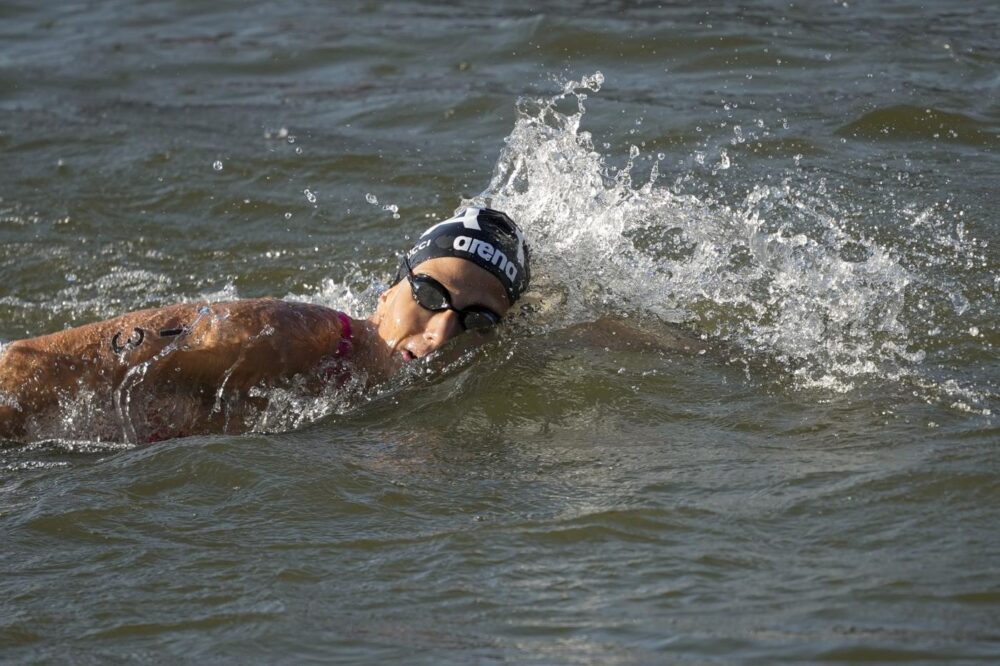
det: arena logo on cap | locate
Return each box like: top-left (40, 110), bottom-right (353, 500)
top-left (453, 235), bottom-right (518, 281)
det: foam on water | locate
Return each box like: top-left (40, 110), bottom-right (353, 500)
top-left (463, 72), bottom-right (994, 413)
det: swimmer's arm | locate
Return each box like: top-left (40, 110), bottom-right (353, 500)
top-left (0, 300), bottom-right (346, 436)
top-left (0, 303), bottom-right (220, 438)
top-left (2, 302), bottom-right (226, 394)
top-left (0, 314), bottom-right (140, 439)
top-left (146, 299), bottom-right (347, 390)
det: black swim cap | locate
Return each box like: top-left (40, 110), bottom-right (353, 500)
top-left (399, 208), bottom-right (531, 303)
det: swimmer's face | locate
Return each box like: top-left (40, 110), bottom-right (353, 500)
top-left (373, 256), bottom-right (511, 366)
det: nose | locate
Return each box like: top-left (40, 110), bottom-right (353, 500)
top-left (421, 309), bottom-right (462, 351)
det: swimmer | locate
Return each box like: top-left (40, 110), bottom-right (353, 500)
top-left (0, 207), bottom-right (530, 443)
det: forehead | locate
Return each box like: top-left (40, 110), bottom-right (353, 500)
top-left (413, 256), bottom-right (510, 314)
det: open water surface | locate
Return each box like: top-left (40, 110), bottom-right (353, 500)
top-left (1, 0), bottom-right (998, 662)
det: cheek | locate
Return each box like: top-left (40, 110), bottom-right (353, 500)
top-left (379, 287), bottom-right (420, 342)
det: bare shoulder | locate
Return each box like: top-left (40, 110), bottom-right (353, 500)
top-left (194, 298), bottom-right (345, 341)
top-left (214, 298), bottom-right (342, 325)
top-left (0, 298), bottom-right (347, 372)
top-left (0, 299), bottom-right (351, 440)
top-left (166, 299), bottom-right (350, 386)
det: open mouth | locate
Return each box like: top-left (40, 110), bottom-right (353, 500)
top-left (400, 350), bottom-right (416, 363)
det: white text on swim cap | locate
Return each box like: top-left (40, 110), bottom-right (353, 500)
top-left (453, 236), bottom-right (518, 282)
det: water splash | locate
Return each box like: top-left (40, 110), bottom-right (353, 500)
top-left (465, 72), bottom-right (993, 410)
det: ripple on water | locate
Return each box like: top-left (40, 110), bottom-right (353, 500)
top-left (836, 105), bottom-right (1000, 147)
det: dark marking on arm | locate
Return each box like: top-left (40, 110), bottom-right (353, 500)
top-left (158, 327), bottom-right (185, 338)
top-left (111, 327), bottom-right (145, 354)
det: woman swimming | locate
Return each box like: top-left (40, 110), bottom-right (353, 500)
top-left (0, 208), bottom-right (530, 443)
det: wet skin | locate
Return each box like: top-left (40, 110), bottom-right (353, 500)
top-left (0, 257), bottom-right (510, 441)
top-left (370, 256), bottom-right (510, 370)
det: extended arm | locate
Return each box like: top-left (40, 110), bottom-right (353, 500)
top-left (0, 299), bottom-right (347, 440)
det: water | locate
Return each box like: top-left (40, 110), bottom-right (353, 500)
top-left (2, 0), bottom-right (998, 662)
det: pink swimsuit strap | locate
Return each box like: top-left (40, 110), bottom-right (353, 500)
top-left (335, 311), bottom-right (352, 358)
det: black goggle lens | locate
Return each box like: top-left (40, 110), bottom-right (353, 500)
top-left (459, 309), bottom-right (499, 331)
top-left (411, 279), bottom-right (450, 311)
top-left (407, 273), bottom-right (501, 331)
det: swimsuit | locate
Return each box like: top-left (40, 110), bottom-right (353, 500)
top-left (335, 311), bottom-right (352, 358)
top-left (322, 311), bottom-right (354, 389)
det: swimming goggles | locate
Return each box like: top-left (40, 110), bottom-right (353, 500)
top-left (399, 256), bottom-right (502, 331)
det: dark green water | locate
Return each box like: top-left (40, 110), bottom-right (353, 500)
top-left (1, 1), bottom-right (998, 662)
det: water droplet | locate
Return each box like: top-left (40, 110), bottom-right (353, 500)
top-left (304, 188), bottom-right (317, 204)
top-left (581, 71), bottom-right (604, 91)
top-left (212, 160), bottom-right (223, 171)
top-left (284, 212), bottom-right (292, 219)
top-left (365, 193), bottom-right (378, 205)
